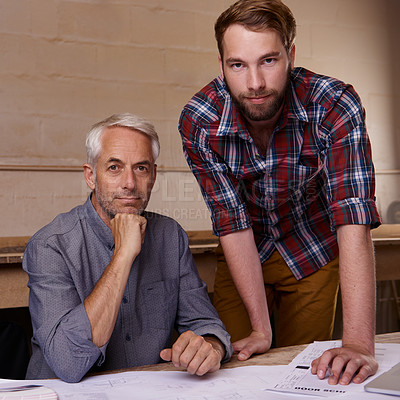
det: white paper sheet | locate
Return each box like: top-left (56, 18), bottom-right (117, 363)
top-left (1, 341), bottom-right (399, 399)
top-left (268, 341), bottom-right (400, 398)
top-left (0, 384), bottom-right (57, 399)
top-left (1, 366), bottom-right (310, 400)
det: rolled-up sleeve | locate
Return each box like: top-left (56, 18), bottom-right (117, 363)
top-left (324, 85), bottom-right (381, 229)
top-left (23, 239), bottom-right (106, 383)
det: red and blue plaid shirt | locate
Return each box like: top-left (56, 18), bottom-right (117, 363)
top-left (179, 67), bottom-right (381, 279)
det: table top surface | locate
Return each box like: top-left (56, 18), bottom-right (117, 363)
top-left (108, 332), bottom-right (400, 374)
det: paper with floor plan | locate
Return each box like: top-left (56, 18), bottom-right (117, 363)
top-left (1, 341), bottom-right (399, 399)
top-left (0, 366), bottom-right (311, 400)
top-left (269, 340), bottom-right (400, 397)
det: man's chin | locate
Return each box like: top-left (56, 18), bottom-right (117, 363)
top-left (114, 198), bottom-right (147, 214)
top-left (118, 206), bottom-right (141, 215)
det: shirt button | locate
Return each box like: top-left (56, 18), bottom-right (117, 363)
top-left (122, 296), bottom-right (128, 304)
top-left (126, 334), bottom-right (131, 341)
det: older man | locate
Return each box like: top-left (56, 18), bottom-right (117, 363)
top-left (23, 113), bottom-right (232, 383)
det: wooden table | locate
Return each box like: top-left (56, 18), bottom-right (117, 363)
top-left (111, 331), bottom-right (400, 373)
top-left (0, 236), bottom-right (30, 309)
top-left (1, 225), bottom-right (399, 309)
top-left (371, 225), bottom-right (400, 281)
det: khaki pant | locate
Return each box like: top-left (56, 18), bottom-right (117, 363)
top-left (213, 246), bottom-right (340, 347)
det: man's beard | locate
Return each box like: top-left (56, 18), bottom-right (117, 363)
top-left (226, 67), bottom-right (292, 122)
top-left (95, 187), bottom-right (149, 220)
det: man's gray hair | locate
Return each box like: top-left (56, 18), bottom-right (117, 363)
top-left (86, 113), bottom-right (160, 168)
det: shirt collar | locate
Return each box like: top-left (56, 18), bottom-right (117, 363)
top-left (215, 76), bottom-right (251, 141)
top-left (286, 78), bottom-right (308, 123)
top-left (83, 194), bottom-right (115, 250)
top-left (215, 70), bottom-right (309, 139)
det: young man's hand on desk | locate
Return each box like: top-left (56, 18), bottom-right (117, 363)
top-left (160, 330), bottom-right (225, 375)
top-left (311, 344), bottom-right (378, 385)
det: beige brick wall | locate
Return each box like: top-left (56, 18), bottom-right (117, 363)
top-left (0, 0), bottom-right (399, 236)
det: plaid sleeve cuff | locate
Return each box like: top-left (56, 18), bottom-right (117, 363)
top-left (211, 203), bottom-right (252, 236)
top-left (330, 197), bottom-right (381, 229)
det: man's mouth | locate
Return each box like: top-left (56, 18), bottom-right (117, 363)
top-left (116, 197), bottom-right (141, 203)
top-left (246, 96), bottom-right (270, 104)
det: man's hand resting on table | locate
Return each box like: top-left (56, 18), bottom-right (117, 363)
top-left (232, 330), bottom-right (272, 361)
top-left (160, 330), bottom-right (225, 375)
top-left (311, 344), bottom-right (378, 385)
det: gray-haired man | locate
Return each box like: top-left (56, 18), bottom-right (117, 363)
top-left (23, 113), bottom-right (232, 383)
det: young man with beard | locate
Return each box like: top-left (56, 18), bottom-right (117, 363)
top-left (179, 0), bottom-right (381, 386)
top-left (23, 113), bottom-right (232, 383)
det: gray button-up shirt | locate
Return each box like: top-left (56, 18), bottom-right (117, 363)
top-left (23, 196), bottom-right (232, 382)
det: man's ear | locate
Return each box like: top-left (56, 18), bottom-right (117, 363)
top-left (290, 44), bottom-right (296, 67)
top-left (218, 55), bottom-right (224, 78)
top-left (151, 164), bottom-right (157, 190)
top-left (83, 163), bottom-right (96, 190)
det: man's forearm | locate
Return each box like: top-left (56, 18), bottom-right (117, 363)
top-left (84, 251), bottom-right (133, 347)
top-left (337, 224), bottom-right (376, 354)
top-left (85, 213), bottom-right (145, 347)
top-left (220, 228), bottom-right (271, 337)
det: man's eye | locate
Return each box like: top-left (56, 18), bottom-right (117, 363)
top-left (109, 165), bottom-right (118, 171)
top-left (137, 166), bottom-right (148, 172)
top-left (231, 63), bottom-right (243, 70)
top-left (263, 58), bottom-right (275, 65)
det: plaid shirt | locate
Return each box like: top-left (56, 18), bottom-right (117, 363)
top-left (179, 67), bottom-right (381, 279)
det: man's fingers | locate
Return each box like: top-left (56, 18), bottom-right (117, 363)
top-left (160, 348), bottom-right (172, 361)
top-left (111, 213), bottom-right (147, 259)
top-left (328, 357), bottom-right (347, 385)
top-left (233, 338), bottom-right (254, 360)
top-left (339, 357), bottom-right (378, 385)
top-left (311, 349), bottom-right (338, 379)
top-left (334, 357), bottom-right (362, 385)
top-left (351, 363), bottom-right (377, 384)
top-left (170, 331), bottom-right (203, 368)
top-left (111, 213), bottom-right (147, 235)
top-left (185, 340), bottom-right (214, 375)
top-left (169, 331), bottom-right (222, 375)
top-left (311, 346), bottom-right (378, 385)
top-left (232, 330), bottom-right (272, 362)
top-left (232, 339), bottom-right (245, 353)
top-left (174, 335), bottom-right (204, 370)
top-left (330, 353), bottom-right (353, 385)
top-left (194, 347), bottom-right (221, 376)
top-left (237, 349), bottom-right (251, 361)
top-left (311, 350), bottom-right (348, 384)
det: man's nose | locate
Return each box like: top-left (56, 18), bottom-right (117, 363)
top-left (122, 169), bottom-right (136, 190)
top-left (248, 67), bottom-right (265, 92)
